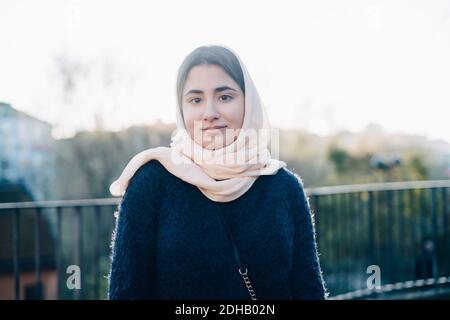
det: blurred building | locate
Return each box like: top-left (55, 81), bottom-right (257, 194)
top-left (0, 102), bottom-right (55, 201)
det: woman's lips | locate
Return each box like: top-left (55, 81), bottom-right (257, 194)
top-left (202, 125), bottom-right (227, 131)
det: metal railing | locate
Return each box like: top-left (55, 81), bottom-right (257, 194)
top-left (1, 180), bottom-right (449, 299)
top-left (0, 198), bottom-right (120, 300)
top-left (308, 180), bottom-right (450, 298)
top-left (329, 275), bottom-right (450, 300)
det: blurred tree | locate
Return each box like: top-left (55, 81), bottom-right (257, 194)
top-left (409, 154), bottom-right (428, 180)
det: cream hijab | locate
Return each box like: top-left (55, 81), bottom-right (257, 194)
top-left (109, 45), bottom-right (286, 202)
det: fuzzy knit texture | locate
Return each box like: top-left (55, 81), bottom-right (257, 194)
top-left (108, 159), bottom-right (328, 300)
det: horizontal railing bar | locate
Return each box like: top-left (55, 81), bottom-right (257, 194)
top-left (0, 198), bottom-right (120, 210)
top-left (307, 180), bottom-right (450, 195)
top-left (1, 180), bottom-right (449, 210)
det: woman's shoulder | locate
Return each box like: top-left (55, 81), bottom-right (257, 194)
top-left (271, 167), bottom-right (307, 194)
top-left (269, 167), bottom-right (312, 209)
top-left (126, 159), bottom-right (169, 193)
top-left (117, 159), bottom-right (169, 214)
top-left (253, 166), bottom-right (309, 208)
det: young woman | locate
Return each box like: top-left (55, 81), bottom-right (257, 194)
top-left (108, 45), bottom-right (327, 300)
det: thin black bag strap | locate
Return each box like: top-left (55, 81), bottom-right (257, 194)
top-left (213, 203), bottom-right (258, 300)
top-left (214, 203), bottom-right (244, 270)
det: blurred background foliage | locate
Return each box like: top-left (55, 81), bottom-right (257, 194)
top-left (52, 122), bottom-right (449, 201)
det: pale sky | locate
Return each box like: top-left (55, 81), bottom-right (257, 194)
top-left (1, 0), bottom-right (449, 142)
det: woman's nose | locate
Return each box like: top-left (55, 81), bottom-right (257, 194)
top-left (202, 99), bottom-right (220, 121)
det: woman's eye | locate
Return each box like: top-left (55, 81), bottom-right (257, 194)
top-left (190, 97), bottom-right (201, 104)
top-left (219, 95), bottom-right (232, 102)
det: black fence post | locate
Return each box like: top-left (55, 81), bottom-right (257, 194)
top-left (94, 205), bottom-right (101, 300)
top-left (74, 206), bottom-right (83, 300)
top-left (13, 208), bottom-right (21, 300)
top-left (33, 207), bottom-right (43, 300)
top-left (56, 207), bottom-right (63, 299)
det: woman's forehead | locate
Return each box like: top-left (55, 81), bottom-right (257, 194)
top-left (183, 65), bottom-right (241, 93)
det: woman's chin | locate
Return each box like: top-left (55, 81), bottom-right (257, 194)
top-left (203, 141), bottom-right (225, 150)
top-left (201, 138), bottom-right (233, 151)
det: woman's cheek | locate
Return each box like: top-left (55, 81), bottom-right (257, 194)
top-left (184, 109), bottom-right (198, 131)
top-left (226, 105), bottom-right (244, 129)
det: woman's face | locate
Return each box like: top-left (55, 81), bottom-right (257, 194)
top-left (181, 64), bottom-right (245, 150)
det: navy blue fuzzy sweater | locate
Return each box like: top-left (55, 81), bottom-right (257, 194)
top-left (108, 160), bottom-right (327, 300)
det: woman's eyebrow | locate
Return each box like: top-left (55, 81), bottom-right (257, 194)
top-left (184, 86), bottom-right (237, 96)
top-left (214, 85), bottom-right (237, 93)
